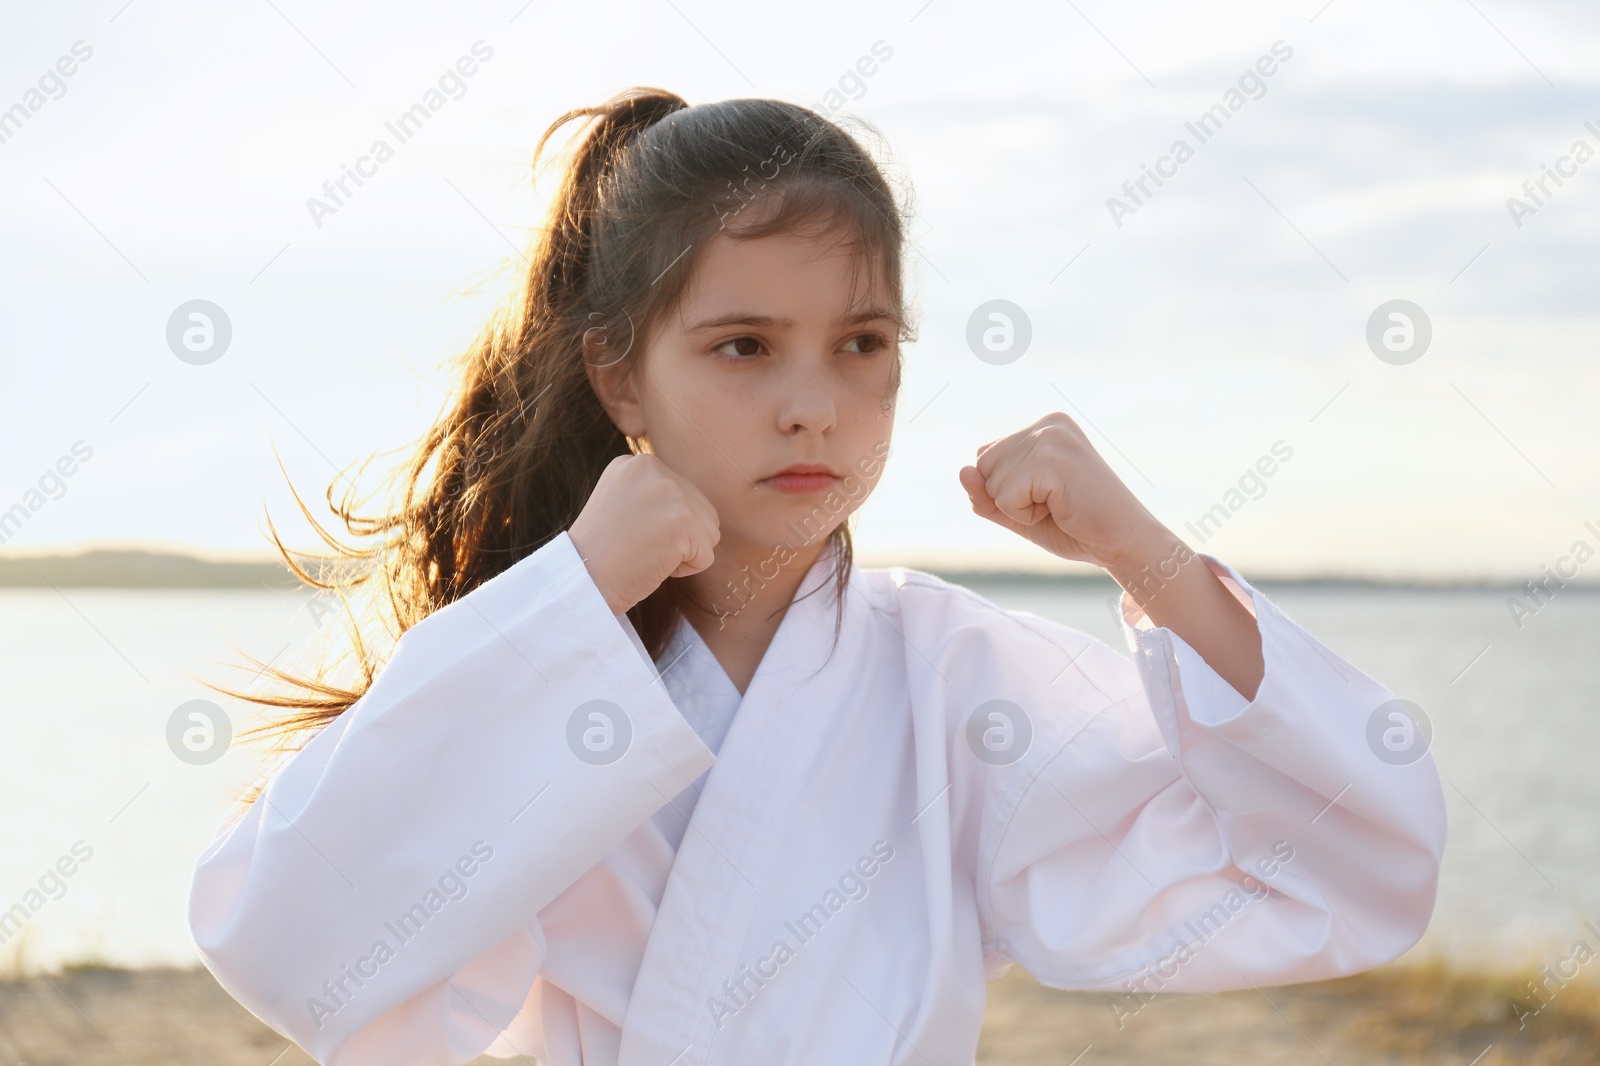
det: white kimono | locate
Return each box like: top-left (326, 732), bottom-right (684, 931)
top-left (188, 530), bottom-right (1447, 1066)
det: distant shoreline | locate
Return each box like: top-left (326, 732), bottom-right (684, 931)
top-left (1, 546), bottom-right (1595, 592)
top-left (929, 568), bottom-right (1600, 594)
top-left (0, 548), bottom-right (307, 589)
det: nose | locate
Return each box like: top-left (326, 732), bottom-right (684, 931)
top-left (777, 382), bottom-right (837, 437)
top-left (776, 366), bottom-right (838, 437)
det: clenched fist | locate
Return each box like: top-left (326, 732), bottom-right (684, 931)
top-left (958, 411), bottom-right (1170, 571)
top-left (568, 453), bottom-right (721, 615)
top-left (960, 412), bottom-right (1267, 700)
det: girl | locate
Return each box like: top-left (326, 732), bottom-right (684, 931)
top-left (189, 87), bottom-right (1447, 1066)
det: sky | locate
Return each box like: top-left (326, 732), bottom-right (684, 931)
top-left (1, 0), bottom-right (1597, 580)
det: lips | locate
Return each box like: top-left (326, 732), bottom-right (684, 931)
top-left (762, 463), bottom-right (840, 494)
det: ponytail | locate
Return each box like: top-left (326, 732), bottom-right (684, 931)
top-left (530, 87), bottom-right (687, 312)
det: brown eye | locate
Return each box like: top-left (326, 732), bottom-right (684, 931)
top-left (715, 336), bottom-right (765, 358)
top-left (848, 332), bottom-right (886, 355)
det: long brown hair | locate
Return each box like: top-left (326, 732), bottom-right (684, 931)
top-left (212, 87), bottom-right (916, 800)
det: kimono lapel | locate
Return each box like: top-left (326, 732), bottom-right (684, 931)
top-left (617, 545), bottom-right (864, 1065)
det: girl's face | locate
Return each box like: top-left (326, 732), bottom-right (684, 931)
top-left (591, 225), bottom-right (900, 557)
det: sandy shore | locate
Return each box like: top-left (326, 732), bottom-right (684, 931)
top-left (1, 958), bottom-right (1596, 1064)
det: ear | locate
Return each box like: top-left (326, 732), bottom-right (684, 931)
top-left (582, 329), bottom-right (646, 440)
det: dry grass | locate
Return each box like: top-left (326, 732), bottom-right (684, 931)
top-left (978, 952), bottom-right (1600, 1066)
top-left (0, 955), bottom-right (1596, 1065)
top-left (1305, 954), bottom-right (1600, 1065)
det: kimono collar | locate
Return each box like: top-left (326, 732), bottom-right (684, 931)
top-left (619, 534), bottom-right (865, 1064)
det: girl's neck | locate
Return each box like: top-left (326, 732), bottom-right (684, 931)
top-left (676, 535), bottom-right (834, 696)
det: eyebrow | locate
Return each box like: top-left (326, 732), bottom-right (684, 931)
top-left (685, 308), bottom-right (900, 332)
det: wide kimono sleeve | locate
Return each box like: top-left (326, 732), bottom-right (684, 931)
top-left (187, 530), bottom-right (716, 1066)
top-left (948, 553), bottom-right (1446, 994)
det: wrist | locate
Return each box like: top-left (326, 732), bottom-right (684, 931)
top-left (568, 529), bottom-right (630, 615)
top-left (1103, 523), bottom-right (1193, 598)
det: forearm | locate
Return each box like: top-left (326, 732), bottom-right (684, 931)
top-left (1104, 524), bottom-right (1265, 701)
